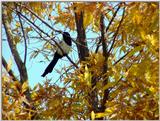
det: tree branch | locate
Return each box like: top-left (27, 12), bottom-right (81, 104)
top-left (113, 50), bottom-right (130, 66)
top-left (2, 56), bottom-right (18, 82)
top-left (2, 7), bottom-right (31, 103)
top-left (108, 6), bottom-right (126, 55)
top-left (16, 6), bottom-right (28, 65)
top-left (95, 2), bottom-right (122, 53)
top-left (74, 10), bottom-right (89, 61)
top-left (101, 14), bottom-right (108, 61)
top-left (100, 13), bottom-right (110, 114)
top-left (2, 9), bottom-right (28, 83)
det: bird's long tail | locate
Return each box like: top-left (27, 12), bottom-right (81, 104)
top-left (41, 53), bottom-right (61, 77)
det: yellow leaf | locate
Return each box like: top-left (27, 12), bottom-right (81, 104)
top-left (10, 81), bottom-right (21, 90)
top-left (151, 3), bottom-right (157, 8)
top-left (96, 112), bottom-right (106, 118)
top-left (15, 107), bottom-right (21, 114)
top-left (22, 81), bottom-right (29, 94)
top-left (14, 36), bottom-right (20, 45)
top-left (31, 91), bottom-right (38, 100)
top-left (84, 12), bottom-right (93, 28)
top-left (140, 30), bottom-right (146, 40)
top-left (149, 86), bottom-right (156, 93)
top-left (7, 58), bottom-right (12, 71)
top-left (121, 45), bottom-right (126, 52)
top-left (45, 43), bottom-right (52, 49)
top-left (91, 111), bottom-right (95, 120)
top-left (132, 10), bottom-right (142, 25)
top-left (145, 71), bottom-right (151, 82)
top-left (84, 66), bottom-right (92, 86)
top-left (131, 81), bottom-right (136, 88)
top-left (57, 4), bottom-right (61, 14)
top-left (16, 22), bottom-right (20, 27)
top-left (48, 4), bottom-right (53, 14)
top-left (26, 27), bottom-right (32, 33)
top-left (146, 34), bottom-right (157, 46)
top-left (105, 108), bottom-right (113, 113)
top-left (136, 14), bottom-right (142, 25)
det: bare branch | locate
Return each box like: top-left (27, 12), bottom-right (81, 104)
top-left (100, 13), bottom-right (110, 113)
top-left (95, 2), bottom-right (122, 53)
top-left (101, 14), bottom-right (108, 61)
top-left (106, 3), bottom-right (123, 33)
top-left (16, 6), bottom-right (28, 65)
top-left (2, 8), bottom-right (31, 102)
top-left (95, 39), bottom-right (102, 53)
top-left (108, 6), bottom-right (126, 55)
top-left (113, 50), bottom-right (130, 66)
top-left (2, 9), bottom-right (28, 83)
top-left (109, 76), bottom-right (123, 92)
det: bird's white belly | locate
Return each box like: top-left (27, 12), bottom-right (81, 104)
top-left (56, 41), bottom-right (71, 56)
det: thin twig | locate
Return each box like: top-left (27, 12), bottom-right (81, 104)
top-left (106, 3), bottom-right (123, 33)
top-left (100, 13), bottom-right (109, 113)
top-left (108, 6), bottom-right (126, 55)
top-left (95, 2), bottom-right (122, 53)
top-left (113, 50), bottom-right (130, 66)
top-left (109, 76), bottom-right (123, 92)
top-left (16, 6), bottom-right (28, 65)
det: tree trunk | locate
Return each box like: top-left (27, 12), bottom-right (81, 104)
top-left (100, 14), bottom-right (109, 113)
top-left (75, 11), bottom-right (89, 61)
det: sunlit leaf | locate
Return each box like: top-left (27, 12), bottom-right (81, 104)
top-left (7, 58), bottom-right (12, 72)
top-left (14, 36), bottom-right (20, 45)
top-left (22, 81), bottom-right (29, 94)
top-left (84, 65), bottom-right (92, 86)
top-left (91, 111), bottom-right (95, 120)
top-left (95, 112), bottom-right (106, 118)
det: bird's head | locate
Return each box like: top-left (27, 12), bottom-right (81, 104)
top-left (63, 32), bottom-right (72, 46)
top-left (63, 32), bottom-right (70, 37)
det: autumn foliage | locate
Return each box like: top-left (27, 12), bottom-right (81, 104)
top-left (2, 2), bottom-right (159, 120)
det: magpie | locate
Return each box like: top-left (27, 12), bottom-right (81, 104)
top-left (41, 32), bottom-right (72, 77)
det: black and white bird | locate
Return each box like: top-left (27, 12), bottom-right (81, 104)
top-left (41, 32), bottom-right (72, 77)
